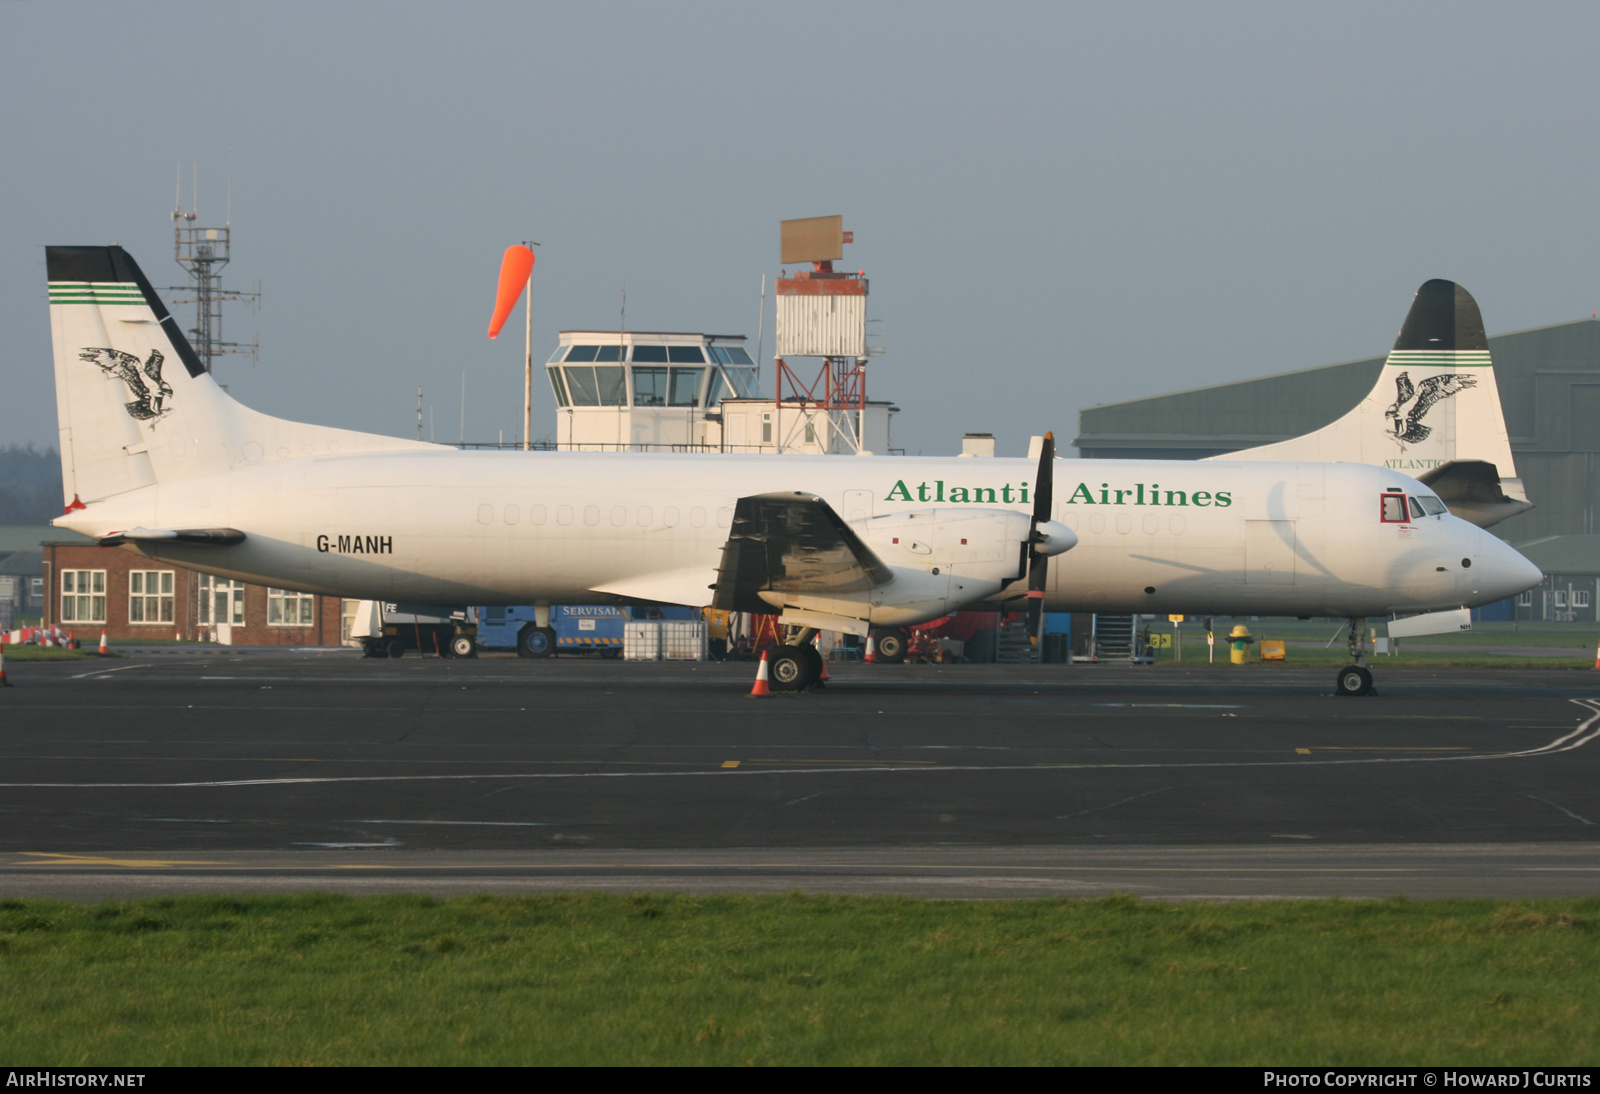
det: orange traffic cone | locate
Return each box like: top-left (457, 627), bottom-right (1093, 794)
top-left (816, 651), bottom-right (830, 685)
top-left (864, 634), bottom-right (877, 664)
top-left (98, 631), bottom-right (110, 656)
top-left (750, 650), bottom-right (771, 697)
top-left (0, 645), bottom-right (11, 687)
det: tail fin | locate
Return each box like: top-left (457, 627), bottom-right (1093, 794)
top-left (1209, 279), bottom-right (1531, 527)
top-left (48, 245), bottom-right (435, 508)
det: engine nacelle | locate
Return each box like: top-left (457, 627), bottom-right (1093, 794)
top-left (757, 507), bottom-right (1077, 633)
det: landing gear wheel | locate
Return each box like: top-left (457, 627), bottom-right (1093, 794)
top-left (450, 635), bottom-right (477, 659)
top-left (873, 629), bottom-right (908, 664)
top-left (768, 644), bottom-right (821, 692)
top-left (1335, 665), bottom-right (1373, 697)
top-left (384, 640), bottom-right (404, 659)
top-left (517, 624), bottom-right (557, 659)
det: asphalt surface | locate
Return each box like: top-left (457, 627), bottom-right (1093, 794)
top-left (2, 650), bottom-right (1599, 900)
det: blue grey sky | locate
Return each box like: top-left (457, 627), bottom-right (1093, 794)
top-left (4, 2), bottom-right (1598, 458)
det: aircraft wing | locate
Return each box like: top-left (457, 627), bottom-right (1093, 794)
top-left (712, 492), bottom-right (894, 614)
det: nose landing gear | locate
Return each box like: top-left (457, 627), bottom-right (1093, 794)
top-left (1335, 616), bottom-right (1375, 696)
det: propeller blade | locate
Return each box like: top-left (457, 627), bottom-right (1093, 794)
top-left (1026, 431), bottom-right (1055, 640)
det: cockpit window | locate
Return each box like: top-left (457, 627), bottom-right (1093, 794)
top-left (1380, 493), bottom-right (1409, 523)
top-left (1407, 497), bottom-right (1426, 520)
top-left (1418, 496), bottom-right (1448, 516)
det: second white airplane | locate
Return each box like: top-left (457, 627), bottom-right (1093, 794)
top-left (45, 246), bottom-right (1541, 694)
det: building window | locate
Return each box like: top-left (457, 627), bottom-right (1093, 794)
top-left (197, 575), bottom-right (246, 626)
top-left (1576, 591), bottom-right (1592, 609)
top-left (1516, 591), bottom-right (1534, 607)
top-left (268, 588), bottom-right (316, 626)
top-left (61, 570), bottom-right (106, 624)
top-left (129, 570), bottom-right (175, 624)
top-left (1554, 591), bottom-right (1569, 608)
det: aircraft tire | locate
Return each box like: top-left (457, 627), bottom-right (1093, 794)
top-left (450, 635), bottom-right (477, 659)
top-left (873, 629), bottom-right (908, 664)
top-left (384, 640), bottom-right (405, 659)
top-left (517, 625), bottom-right (557, 659)
top-left (1335, 665), bottom-right (1373, 697)
top-left (768, 645), bottom-right (818, 692)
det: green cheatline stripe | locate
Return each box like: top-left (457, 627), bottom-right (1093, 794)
top-left (49, 296), bottom-right (145, 305)
top-left (1385, 352), bottom-right (1493, 368)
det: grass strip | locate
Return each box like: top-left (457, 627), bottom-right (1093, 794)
top-left (1, 892), bottom-right (1598, 1065)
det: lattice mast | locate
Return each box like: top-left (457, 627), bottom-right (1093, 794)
top-left (168, 167), bottom-right (260, 375)
top-left (773, 216), bottom-right (873, 454)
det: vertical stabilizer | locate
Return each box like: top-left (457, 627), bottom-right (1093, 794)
top-left (1210, 279), bottom-right (1530, 527)
top-left (47, 245), bottom-right (437, 509)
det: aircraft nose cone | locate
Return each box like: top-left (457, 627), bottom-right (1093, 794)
top-left (1035, 519), bottom-right (1078, 557)
top-left (1475, 533), bottom-right (1542, 600)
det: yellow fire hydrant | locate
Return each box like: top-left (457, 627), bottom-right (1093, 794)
top-left (1228, 624), bottom-right (1254, 665)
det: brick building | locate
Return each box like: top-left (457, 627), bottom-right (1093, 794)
top-left (41, 542), bottom-right (346, 646)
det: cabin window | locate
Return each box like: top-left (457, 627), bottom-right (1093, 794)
top-left (705, 370), bottom-right (736, 407)
top-left (547, 367), bottom-right (569, 407)
top-left (669, 367), bottom-right (703, 407)
top-left (633, 367), bottom-right (667, 407)
top-left (726, 367), bottom-right (760, 397)
top-left (632, 345), bottom-right (669, 363)
top-left (1380, 493), bottom-right (1409, 523)
top-left (565, 345), bottom-right (598, 363)
top-left (595, 366), bottom-right (625, 405)
top-left (667, 346), bottom-right (705, 363)
top-left (594, 346), bottom-right (623, 362)
top-left (564, 367), bottom-right (599, 406)
top-left (128, 570), bottom-right (174, 624)
top-left (723, 347), bottom-right (753, 365)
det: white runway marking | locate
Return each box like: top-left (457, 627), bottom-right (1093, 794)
top-left (69, 663), bottom-right (150, 679)
top-left (4, 700), bottom-right (1599, 791)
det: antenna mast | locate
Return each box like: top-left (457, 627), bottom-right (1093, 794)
top-left (168, 161), bottom-right (260, 375)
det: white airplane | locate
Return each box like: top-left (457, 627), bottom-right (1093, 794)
top-left (45, 246), bottom-right (1540, 695)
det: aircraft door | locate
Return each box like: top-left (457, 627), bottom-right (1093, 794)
top-left (844, 490), bottom-right (873, 522)
top-left (1245, 520), bottom-right (1297, 585)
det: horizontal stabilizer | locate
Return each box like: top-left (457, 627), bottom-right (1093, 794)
top-left (1416, 460), bottom-right (1533, 528)
top-left (98, 527), bottom-right (245, 546)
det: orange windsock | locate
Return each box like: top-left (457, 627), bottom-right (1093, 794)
top-left (487, 245), bottom-right (536, 339)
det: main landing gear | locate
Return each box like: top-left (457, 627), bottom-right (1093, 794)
top-left (767, 626), bottom-right (824, 692)
top-left (1335, 615), bottom-right (1374, 697)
